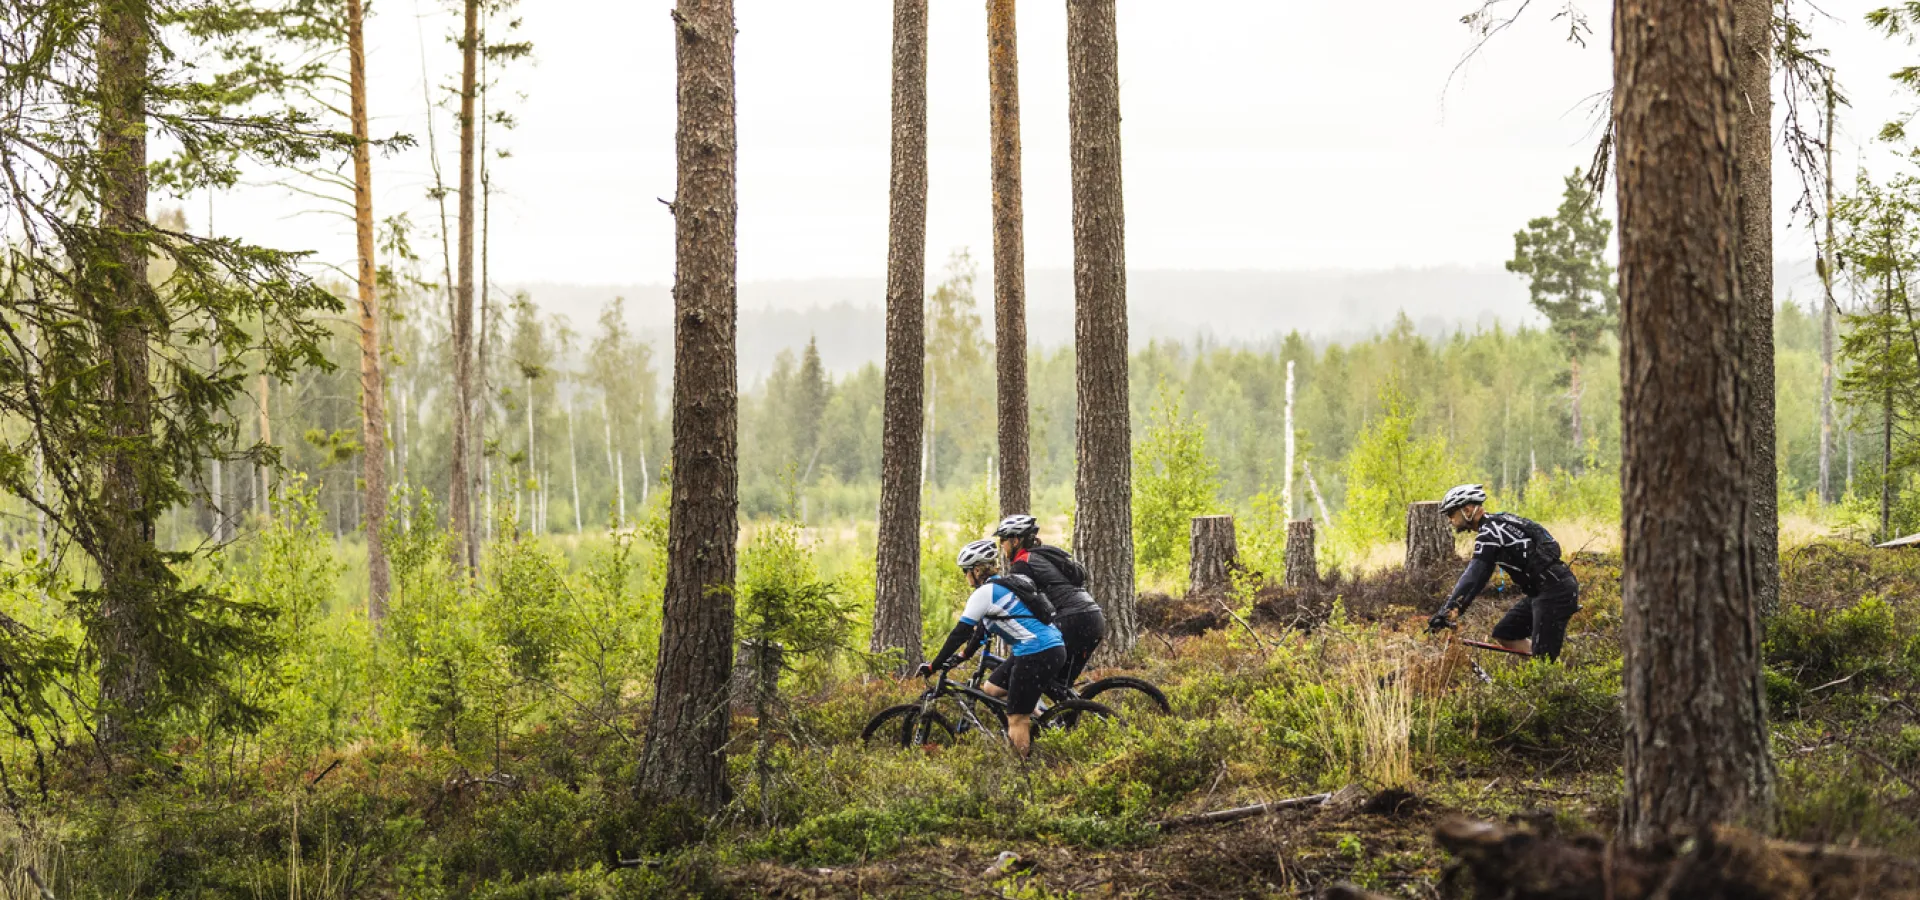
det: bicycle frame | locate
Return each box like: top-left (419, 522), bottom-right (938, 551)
top-left (915, 655), bottom-right (1015, 746)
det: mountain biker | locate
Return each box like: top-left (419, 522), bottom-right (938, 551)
top-left (918, 539), bottom-right (1068, 758)
top-left (994, 515), bottom-right (1108, 687)
top-left (1425, 484), bottom-right (1581, 661)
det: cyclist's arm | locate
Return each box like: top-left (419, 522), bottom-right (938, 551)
top-left (928, 584), bottom-right (997, 670)
top-left (1442, 557), bottom-right (1495, 613)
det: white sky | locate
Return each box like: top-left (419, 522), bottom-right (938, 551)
top-left (202, 0), bottom-right (1919, 290)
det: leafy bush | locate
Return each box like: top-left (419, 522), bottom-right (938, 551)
top-left (1765, 596), bottom-right (1906, 687)
top-left (1336, 383), bottom-right (1461, 554)
top-left (1451, 657), bottom-right (1623, 764)
top-left (1132, 383), bottom-right (1222, 583)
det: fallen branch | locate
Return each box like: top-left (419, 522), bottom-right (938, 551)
top-left (1155, 791), bottom-right (1332, 830)
top-left (1208, 595), bottom-right (1269, 656)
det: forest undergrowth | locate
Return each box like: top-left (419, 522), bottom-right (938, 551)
top-left (1, 511), bottom-right (1917, 899)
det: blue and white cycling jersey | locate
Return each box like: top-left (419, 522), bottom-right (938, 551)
top-left (958, 581), bottom-right (1065, 657)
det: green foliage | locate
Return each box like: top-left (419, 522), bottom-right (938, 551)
top-left (1506, 168), bottom-right (1618, 359)
top-left (1338, 384), bottom-right (1461, 550)
top-left (1833, 166), bottom-right (1920, 539)
top-left (1131, 384), bottom-right (1222, 582)
top-left (1765, 596), bottom-right (1908, 687)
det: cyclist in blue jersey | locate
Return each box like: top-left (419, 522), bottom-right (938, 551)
top-left (919, 539), bottom-right (1067, 757)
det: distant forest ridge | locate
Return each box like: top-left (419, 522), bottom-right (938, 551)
top-left (508, 260), bottom-right (1821, 384)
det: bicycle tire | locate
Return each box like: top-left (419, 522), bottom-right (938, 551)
top-left (1077, 676), bottom-right (1172, 715)
top-left (1033, 698), bottom-right (1122, 734)
top-left (860, 705), bottom-right (957, 748)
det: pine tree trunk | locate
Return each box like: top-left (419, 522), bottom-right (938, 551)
top-left (1569, 353), bottom-right (1584, 461)
top-left (258, 371), bottom-right (272, 517)
top-left (1068, 0), bottom-right (1137, 659)
top-left (1284, 519), bottom-right (1317, 588)
top-left (1187, 516), bottom-right (1237, 598)
top-left (1614, 0), bottom-right (1774, 844)
top-left (1818, 86), bottom-right (1837, 506)
top-left (449, 0), bottom-right (480, 572)
top-left (208, 345), bottom-right (225, 544)
top-left (1735, 0), bottom-right (1778, 618)
top-left (640, 0), bottom-right (740, 812)
top-left (988, 0), bottom-right (1031, 517)
top-left (350, 0), bottom-right (391, 622)
top-left (871, 0), bottom-right (930, 674)
top-left (1404, 501), bottom-right (1453, 572)
top-left (94, 0), bottom-right (160, 748)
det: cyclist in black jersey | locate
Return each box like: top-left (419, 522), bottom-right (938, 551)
top-left (1425, 484), bottom-right (1581, 661)
top-left (993, 515), bottom-right (1107, 687)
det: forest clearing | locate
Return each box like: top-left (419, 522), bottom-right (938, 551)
top-left (5, 0), bottom-right (1920, 897)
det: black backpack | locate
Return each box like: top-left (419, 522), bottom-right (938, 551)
top-left (1028, 545), bottom-right (1088, 588)
top-left (987, 574), bottom-right (1057, 625)
top-left (1506, 514), bottom-right (1563, 570)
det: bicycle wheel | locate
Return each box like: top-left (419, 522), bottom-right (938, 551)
top-left (1077, 676), bottom-right (1172, 716)
top-left (860, 705), bottom-right (957, 748)
top-left (1032, 698), bottom-right (1122, 734)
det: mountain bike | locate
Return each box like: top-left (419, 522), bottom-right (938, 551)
top-left (861, 650), bottom-right (1122, 749)
top-left (974, 646), bottom-right (1173, 718)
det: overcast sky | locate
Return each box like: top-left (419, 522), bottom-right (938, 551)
top-left (201, 1), bottom-right (1917, 291)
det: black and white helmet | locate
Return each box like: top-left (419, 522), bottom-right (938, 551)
top-left (1438, 483), bottom-right (1489, 515)
top-left (956, 539), bottom-right (999, 571)
top-left (993, 514), bottom-right (1039, 540)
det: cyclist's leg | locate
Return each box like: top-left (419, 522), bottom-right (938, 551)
top-left (982, 656), bottom-right (1013, 699)
top-left (1489, 596), bottom-right (1534, 654)
top-left (1056, 610), bottom-right (1107, 688)
top-left (1005, 647), bottom-right (1066, 757)
top-left (1529, 583), bottom-right (1580, 662)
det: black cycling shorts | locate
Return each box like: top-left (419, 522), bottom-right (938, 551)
top-left (1054, 610), bottom-right (1108, 686)
top-left (988, 646), bottom-right (1067, 716)
top-left (1489, 572), bottom-right (1581, 661)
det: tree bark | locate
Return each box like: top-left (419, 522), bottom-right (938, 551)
top-left (1818, 86), bottom-right (1837, 506)
top-left (257, 371), bottom-right (272, 517)
top-left (1614, 0), bottom-right (1775, 844)
top-left (1404, 501), bottom-right (1453, 571)
top-left (1283, 359), bottom-right (1296, 518)
top-left (349, 0), bottom-right (391, 622)
top-left (1187, 515), bottom-right (1237, 598)
top-left (94, 0), bottom-right (158, 748)
top-left (1569, 353), bottom-right (1584, 462)
top-left (1735, 0), bottom-right (1778, 618)
top-left (1284, 519), bottom-right (1317, 588)
top-left (639, 0), bottom-right (740, 813)
top-left (449, 0), bottom-right (480, 572)
top-left (871, 0), bottom-right (930, 674)
top-left (1068, 0), bottom-right (1137, 659)
top-left (568, 391), bottom-right (582, 533)
top-left (988, 0), bottom-right (1031, 518)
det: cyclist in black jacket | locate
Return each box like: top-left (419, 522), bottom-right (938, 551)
top-left (994, 515), bottom-right (1108, 686)
top-left (1425, 484), bottom-right (1581, 661)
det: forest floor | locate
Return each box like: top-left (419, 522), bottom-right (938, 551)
top-left (4, 540), bottom-right (1918, 899)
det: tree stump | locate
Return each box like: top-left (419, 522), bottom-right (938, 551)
top-left (1188, 515), bottom-right (1238, 597)
top-left (1405, 501), bottom-right (1454, 571)
top-left (1284, 519), bottom-right (1317, 587)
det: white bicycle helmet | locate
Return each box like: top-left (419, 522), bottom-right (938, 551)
top-left (1438, 483), bottom-right (1489, 515)
top-left (993, 514), bottom-right (1039, 540)
top-left (956, 539), bottom-right (999, 570)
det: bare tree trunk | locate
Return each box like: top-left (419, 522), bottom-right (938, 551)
top-left (208, 343), bottom-right (225, 544)
top-left (526, 373), bottom-right (535, 534)
top-left (1303, 460), bottom-right (1333, 526)
top-left (871, 0), bottom-right (930, 673)
top-left (1068, 0), bottom-right (1137, 659)
top-left (1283, 359), bottom-right (1296, 518)
top-left (1404, 501), bottom-right (1453, 571)
top-left (1817, 86), bottom-right (1837, 506)
top-left (1614, 0), bottom-right (1774, 844)
top-left (257, 371), bottom-right (272, 518)
top-left (95, 0), bottom-right (158, 748)
top-left (639, 0), bottom-right (740, 812)
top-left (988, 0), bottom-right (1030, 517)
top-left (568, 391), bottom-right (582, 533)
top-left (1284, 519), bottom-right (1317, 588)
top-left (449, 0), bottom-right (480, 572)
top-left (350, 0), bottom-right (391, 621)
top-left (1568, 354), bottom-right (1584, 462)
top-left (1736, 0), bottom-right (1778, 617)
top-left (1187, 516), bottom-right (1237, 599)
